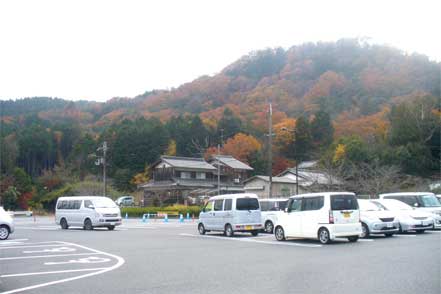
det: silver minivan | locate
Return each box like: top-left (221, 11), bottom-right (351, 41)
top-left (198, 193), bottom-right (262, 237)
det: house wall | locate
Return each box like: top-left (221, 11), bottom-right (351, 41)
top-left (244, 179), bottom-right (302, 198)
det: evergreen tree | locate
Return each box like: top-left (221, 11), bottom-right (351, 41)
top-left (311, 111), bottom-right (334, 148)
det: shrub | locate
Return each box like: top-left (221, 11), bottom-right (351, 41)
top-left (121, 205), bottom-right (201, 218)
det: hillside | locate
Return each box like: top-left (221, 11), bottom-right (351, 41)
top-left (1, 39), bottom-right (439, 131)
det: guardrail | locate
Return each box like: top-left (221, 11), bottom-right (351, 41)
top-left (9, 211), bottom-right (33, 217)
top-left (134, 212), bottom-right (194, 223)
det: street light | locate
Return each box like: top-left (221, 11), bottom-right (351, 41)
top-left (281, 127), bottom-right (299, 195)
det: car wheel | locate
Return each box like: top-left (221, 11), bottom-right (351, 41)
top-left (318, 227), bottom-right (331, 244)
top-left (251, 230), bottom-right (259, 236)
top-left (416, 230), bottom-right (425, 234)
top-left (347, 236), bottom-right (359, 242)
top-left (225, 224), bottom-right (234, 237)
top-left (360, 223), bottom-right (369, 238)
top-left (60, 218), bottom-right (69, 230)
top-left (275, 226), bottom-right (285, 241)
top-left (385, 233), bottom-right (394, 237)
top-left (84, 219), bottom-right (93, 231)
top-left (107, 225), bottom-right (115, 231)
top-left (264, 221), bottom-right (274, 234)
top-left (198, 223), bottom-right (206, 235)
top-left (0, 225), bottom-right (10, 240)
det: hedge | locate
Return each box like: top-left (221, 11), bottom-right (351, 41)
top-left (121, 205), bottom-right (202, 218)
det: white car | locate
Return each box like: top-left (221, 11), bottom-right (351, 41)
top-left (259, 198), bottom-right (288, 233)
top-left (358, 199), bottom-right (399, 238)
top-left (379, 192), bottom-right (441, 229)
top-left (56, 196), bottom-right (122, 230)
top-left (371, 199), bottom-right (434, 233)
top-left (198, 193), bottom-right (262, 237)
top-left (0, 206), bottom-right (15, 240)
top-left (274, 192), bottom-right (362, 244)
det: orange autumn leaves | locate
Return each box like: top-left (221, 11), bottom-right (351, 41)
top-left (205, 133), bottom-right (262, 164)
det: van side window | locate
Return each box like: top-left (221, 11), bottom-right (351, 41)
top-left (84, 200), bottom-right (94, 209)
top-left (289, 198), bottom-right (302, 212)
top-left (224, 199), bottom-right (232, 211)
top-left (67, 201), bottom-right (75, 209)
top-left (302, 197), bottom-right (324, 211)
top-left (57, 200), bottom-right (66, 209)
top-left (214, 200), bottom-right (223, 211)
top-left (387, 195), bottom-right (418, 206)
top-left (73, 200), bottom-right (81, 210)
top-left (204, 201), bottom-right (213, 212)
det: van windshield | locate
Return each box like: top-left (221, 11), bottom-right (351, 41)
top-left (93, 198), bottom-right (117, 208)
top-left (420, 195), bottom-right (441, 207)
top-left (236, 198), bottom-right (259, 211)
top-left (331, 195), bottom-right (358, 210)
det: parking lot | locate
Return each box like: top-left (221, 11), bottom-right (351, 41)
top-left (1, 216), bottom-right (440, 294)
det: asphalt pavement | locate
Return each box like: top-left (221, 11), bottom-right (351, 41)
top-left (1, 216), bottom-right (440, 294)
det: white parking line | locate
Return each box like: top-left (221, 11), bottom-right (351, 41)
top-left (1, 268), bottom-right (107, 278)
top-left (1, 241), bottom-right (125, 294)
top-left (179, 233), bottom-right (322, 248)
top-left (0, 252), bottom-right (106, 261)
top-left (0, 244), bottom-right (67, 250)
top-left (395, 234), bottom-right (417, 237)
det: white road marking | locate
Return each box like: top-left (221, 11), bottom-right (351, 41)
top-left (395, 234), bottom-right (417, 237)
top-left (15, 226), bottom-right (58, 230)
top-left (335, 238), bottom-right (373, 242)
top-left (1, 241), bottom-right (125, 294)
top-left (0, 252), bottom-right (105, 261)
top-left (1, 268), bottom-right (107, 278)
top-left (45, 256), bottom-right (111, 265)
top-left (0, 244), bottom-right (67, 250)
top-left (0, 238), bottom-right (28, 243)
top-left (179, 233), bottom-right (322, 248)
top-left (23, 247), bottom-right (76, 254)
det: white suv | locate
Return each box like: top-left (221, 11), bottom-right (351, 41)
top-left (0, 207), bottom-right (14, 240)
top-left (274, 192), bottom-right (362, 244)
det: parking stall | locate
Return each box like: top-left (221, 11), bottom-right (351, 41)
top-left (0, 240), bottom-right (124, 294)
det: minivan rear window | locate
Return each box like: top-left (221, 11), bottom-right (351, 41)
top-left (331, 195), bottom-right (358, 210)
top-left (236, 198), bottom-right (259, 211)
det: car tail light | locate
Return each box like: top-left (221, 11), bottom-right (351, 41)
top-left (329, 210), bottom-right (334, 224)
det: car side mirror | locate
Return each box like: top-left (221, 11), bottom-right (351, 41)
top-left (284, 207), bottom-right (289, 213)
top-left (89, 205), bottom-right (95, 210)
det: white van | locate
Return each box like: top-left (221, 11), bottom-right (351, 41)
top-left (198, 193), bottom-right (262, 237)
top-left (274, 192), bottom-right (362, 244)
top-left (259, 198), bottom-right (288, 233)
top-left (379, 192), bottom-right (441, 229)
top-left (55, 196), bottom-right (122, 230)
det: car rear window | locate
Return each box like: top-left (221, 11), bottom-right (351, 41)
top-left (236, 198), bottom-right (259, 211)
top-left (331, 195), bottom-right (358, 210)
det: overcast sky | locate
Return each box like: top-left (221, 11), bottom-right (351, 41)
top-left (0, 0), bottom-right (440, 102)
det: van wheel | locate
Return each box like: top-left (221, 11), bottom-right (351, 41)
top-left (60, 218), bottom-right (69, 230)
top-left (275, 226), bottom-right (285, 241)
top-left (0, 225), bottom-right (10, 240)
top-left (225, 224), bottom-right (234, 237)
top-left (251, 230), bottom-right (259, 236)
top-left (318, 228), bottom-right (331, 244)
top-left (416, 230), bottom-right (425, 234)
top-left (264, 221), bottom-right (274, 233)
top-left (84, 219), bottom-right (93, 231)
top-left (198, 223), bottom-right (206, 235)
top-left (348, 236), bottom-right (359, 242)
top-left (107, 225), bottom-right (115, 230)
top-left (361, 223), bottom-right (369, 238)
top-left (385, 233), bottom-right (394, 237)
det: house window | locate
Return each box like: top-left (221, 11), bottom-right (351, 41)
top-left (196, 172), bottom-right (206, 179)
top-left (181, 172), bottom-right (191, 179)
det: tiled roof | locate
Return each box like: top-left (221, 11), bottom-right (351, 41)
top-left (161, 156), bottom-right (216, 170)
top-left (244, 176), bottom-right (297, 184)
top-left (211, 155), bottom-right (254, 171)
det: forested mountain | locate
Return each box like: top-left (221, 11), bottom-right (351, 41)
top-left (1, 39), bottom-right (440, 209)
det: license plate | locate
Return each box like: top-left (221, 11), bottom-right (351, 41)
top-left (387, 223), bottom-right (393, 228)
top-left (245, 225), bottom-right (252, 230)
top-left (110, 222), bottom-right (115, 225)
top-left (343, 212), bottom-right (350, 218)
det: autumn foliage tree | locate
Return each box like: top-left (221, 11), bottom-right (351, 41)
top-left (219, 133), bottom-right (262, 164)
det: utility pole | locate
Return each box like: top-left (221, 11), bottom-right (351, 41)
top-left (96, 141), bottom-right (108, 197)
top-left (217, 144), bottom-right (221, 196)
top-left (268, 103), bottom-right (273, 198)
